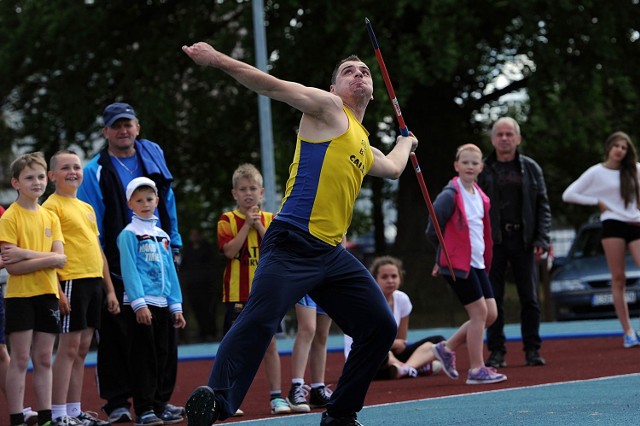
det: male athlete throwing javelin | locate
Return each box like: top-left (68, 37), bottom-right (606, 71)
top-left (182, 41), bottom-right (418, 426)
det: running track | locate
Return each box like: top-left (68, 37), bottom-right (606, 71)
top-left (3, 319), bottom-right (639, 424)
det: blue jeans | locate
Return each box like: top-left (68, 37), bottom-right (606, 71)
top-left (207, 221), bottom-right (396, 419)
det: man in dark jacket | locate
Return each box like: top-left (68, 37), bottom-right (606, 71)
top-left (477, 117), bottom-right (551, 368)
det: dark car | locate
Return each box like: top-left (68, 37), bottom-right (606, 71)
top-left (550, 221), bottom-right (640, 321)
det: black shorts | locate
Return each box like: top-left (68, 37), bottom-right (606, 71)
top-left (5, 294), bottom-right (60, 335)
top-left (395, 335), bottom-right (446, 363)
top-left (601, 219), bottom-right (640, 243)
top-left (445, 267), bottom-right (495, 306)
top-left (60, 277), bottom-right (103, 333)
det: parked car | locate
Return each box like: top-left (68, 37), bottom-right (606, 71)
top-left (550, 221), bottom-right (640, 321)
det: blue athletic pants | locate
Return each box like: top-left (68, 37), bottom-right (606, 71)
top-left (207, 221), bottom-right (397, 419)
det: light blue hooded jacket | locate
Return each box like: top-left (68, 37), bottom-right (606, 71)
top-left (117, 214), bottom-right (183, 314)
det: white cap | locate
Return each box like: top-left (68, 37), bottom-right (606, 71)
top-left (126, 177), bottom-right (157, 201)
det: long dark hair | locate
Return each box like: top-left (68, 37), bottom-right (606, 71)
top-left (605, 131), bottom-right (640, 207)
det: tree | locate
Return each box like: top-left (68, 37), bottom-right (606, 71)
top-left (3, 0), bottom-right (640, 325)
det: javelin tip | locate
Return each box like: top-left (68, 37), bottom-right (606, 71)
top-left (364, 17), bottom-right (370, 24)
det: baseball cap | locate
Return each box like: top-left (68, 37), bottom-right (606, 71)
top-left (126, 177), bottom-right (157, 201)
top-left (103, 102), bottom-right (137, 127)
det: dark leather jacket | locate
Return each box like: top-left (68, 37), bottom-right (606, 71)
top-left (477, 149), bottom-right (551, 249)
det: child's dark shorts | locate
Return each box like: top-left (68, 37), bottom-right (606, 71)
top-left (60, 277), bottom-right (103, 333)
top-left (5, 293), bottom-right (61, 334)
top-left (445, 267), bottom-right (494, 306)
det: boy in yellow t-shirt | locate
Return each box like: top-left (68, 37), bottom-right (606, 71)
top-left (43, 150), bottom-right (120, 425)
top-left (0, 152), bottom-right (66, 426)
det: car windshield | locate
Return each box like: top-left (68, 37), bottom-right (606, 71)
top-left (569, 226), bottom-right (604, 259)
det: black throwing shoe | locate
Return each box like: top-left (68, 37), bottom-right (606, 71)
top-left (319, 411), bottom-right (363, 425)
top-left (186, 386), bottom-right (219, 426)
top-left (525, 349), bottom-right (546, 366)
top-left (485, 351), bottom-right (507, 368)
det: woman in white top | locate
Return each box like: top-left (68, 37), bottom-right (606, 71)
top-left (562, 131), bottom-right (640, 348)
top-left (343, 256), bottom-right (444, 379)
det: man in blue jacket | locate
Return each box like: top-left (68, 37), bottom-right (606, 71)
top-left (78, 102), bottom-right (184, 424)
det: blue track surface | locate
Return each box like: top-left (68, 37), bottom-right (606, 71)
top-left (229, 374), bottom-right (640, 425)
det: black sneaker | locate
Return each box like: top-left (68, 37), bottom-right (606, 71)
top-left (134, 411), bottom-right (163, 426)
top-left (158, 408), bottom-right (183, 425)
top-left (107, 407), bottom-right (132, 424)
top-left (320, 411), bottom-right (363, 425)
top-left (185, 386), bottom-right (219, 426)
top-left (287, 383), bottom-right (310, 413)
top-left (485, 351), bottom-right (507, 368)
top-left (164, 403), bottom-right (186, 417)
top-left (309, 385), bottom-right (333, 408)
top-left (525, 349), bottom-right (545, 366)
top-left (75, 411), bottom-right (110, 426)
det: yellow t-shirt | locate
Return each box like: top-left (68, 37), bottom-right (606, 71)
top-left (42, 193), bottom-right (103, 280)
top-left (276, 106), bottom-right (373, 245)
top-left (0, 202), bottom-right (64, 298)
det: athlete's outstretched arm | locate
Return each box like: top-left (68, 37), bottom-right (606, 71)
top-left (182, 42), bottom-right (340, 118)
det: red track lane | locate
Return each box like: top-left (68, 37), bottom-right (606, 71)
top-left (3, 336), bottom-right (638, 423)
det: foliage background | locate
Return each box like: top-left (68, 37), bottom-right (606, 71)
top-left (2, 0), bottom-right (640, 327)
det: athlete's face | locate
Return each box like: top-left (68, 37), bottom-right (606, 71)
top-left (330, 61), bottom-right (373, 101)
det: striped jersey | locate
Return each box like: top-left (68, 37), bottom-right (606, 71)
top-left (217, 209), bottom-right (274, 303)
top-left (275, 106), bottom-right (373, 245)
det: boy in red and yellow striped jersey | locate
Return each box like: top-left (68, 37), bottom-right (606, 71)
top-left (217, 163), bottom-right (291, 416)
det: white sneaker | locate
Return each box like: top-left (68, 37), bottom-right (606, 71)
top-left (417, 360), bottom-right (443, 376)
top-left (271, 396), bottom-right (292, 415)
top-left (391, 363), bottom-right (418, 378)
top-left (623, 330), bottom-right (640, 348)
top-left (23, 407), bottom-right (38, 426)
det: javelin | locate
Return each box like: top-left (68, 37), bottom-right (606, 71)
top-left (364, 17), bottom-right (455, 279)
